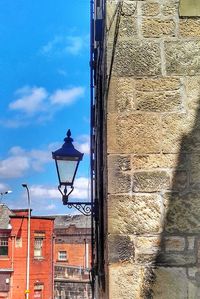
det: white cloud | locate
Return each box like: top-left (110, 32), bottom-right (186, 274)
top-left (72, 177), bottom-right (90, 200)
top-left (7, 85), bottom-right (85, 124)
top-left (28, 177), bottom-right (90, 201)
top-left (64, 36), bottom-right (84, 55)
top-left (74, 135), bottom-right (90, 155)
top-left (9, 86), bottom-right (48, 115)
top-left (29, 185), bottom-right (59, 199)
top-left (50, 87), bottom-right (85, 105)
top-left (0, 156), bottom-right (30, 178)
top-left (41, 34), bottom-right (88, 56)
top-left (0, 145), bottom-right (52, 179)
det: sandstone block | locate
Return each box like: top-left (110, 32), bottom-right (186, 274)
top-left (108, 194), bottom-right (162, 234)
top-left (165, 41), bottom-right (200, 75)
top-left (188, 280), bottom-right (200, 299)
top-left (164, 236), bottom-right (185, 252)
top-left (108, 77), bottom-right (135, 113)
top-left (113, 41), bottom-right (161, 76)
top-left (135, 236), bottom-right (161, 264)
top-left (142, 18), bottom-right (176, 38)
top-left (119, 16), bottom-right (137, 39)
top-left (135, 77), bottom-right (180, 92)
top-left (133, 170), bottom-right (170, 192)
top-left (163, 192), bottom-right (200, 233)
top-left (141, 2), bottom-right (160, 16)
top-left (190, 155), bottom-right (200, 189)
top-left (132, 154), bottom-right (187, 170)
top-left (157, 252), bottom-right (196, 266)
top-left (179, 19), bottom-right (200, 37)
top-left (152, 267), bottom-right (187, 299)
top-left (162, 113), bottom-right (194, 153)
top-left (109, 264), bottom-right (156, 299)
top-left (188, 267), bottom-right (198, 278)
top-left (121, 1), bottom-right (137, 17)
top-left (109, 264), bottom-right (145, 299)
top-left (108, 155), bottom-right (131, 194)
top-left (108, 113), bottom-right (162, 154)
top-left (187, 237), bottom-right (195, 250)
top-left (108, 234), bottom-right (134, 263)
top-left (185, 76), bottom-right (200, 111)
top-left (179, 0), bottom-right (200, 17)
top-left (162, 0), bottom-right (178, 16)
top-left (171, 170), bottom-right (188, 191)
top-left (136, 90), bottom-right (182, 112)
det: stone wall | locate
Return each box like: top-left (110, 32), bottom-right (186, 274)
top-left (105, 0), bottom-right (200, 298)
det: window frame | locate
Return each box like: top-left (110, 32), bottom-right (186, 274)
top-left (0, 235), bottom-right (9, 256)
top-left (58, 250), bottom-right (67, 261)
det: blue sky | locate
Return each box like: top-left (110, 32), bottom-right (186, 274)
top-left (0, 0), bottom-right (91, 215)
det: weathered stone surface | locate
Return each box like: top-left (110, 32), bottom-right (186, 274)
top-left (185, 76), bottom-right (200, 111)
top-left (163, 192), bottom-right (200, 233)
top-left (190, 155), bottom-right (200, 189)
top-left (141, 1), bottom-right (160, 16)
top-left (108, 234), bottom-right (134, 263)
top-left (157, 252), bottom-right (196, 266)
top-left (136, 236), bottom-right (161, 252)
top-left (171, 170), bottom-right (188, 191)
top-left (179, 0), bottom-right (200, 17)
top-left (188, 280), bottom-right (200, 299)
top-left (108, 194), bottom-right (163, 234)
top-left (179, 19), bottom-right (200, 37)
top-left (113, 41), bottom-right (161, 76)
top-left (135, 236), bottom-right (161, 264)
top-left (165, 41), bottom-right (200, 75)
top-left (164, 236), bottom-right (185, 252)
top-left (135, 77), bottom-right (181, 92)
top-left (188, 267), bottom-right (198, 278)
top-left (109, 264), bottom-right (156, 299)
top-left (121, 1), bottom-right (137, 17)
top-left (108, 155), bottom-right (131, 194)
top-left (133, 170), bottom-right (170, 192)
top-left (132, 154), bottom-right (187, 170)
top-left (142, 18), bottom-right (176, 38)
top-left (136, 90), bottom-right (182, 112)
top-left (162, 0), bottom-right (179, 16)
top-left (187, 237), bottom-right (195, 250)
top-left (162, 113), bottom-right (195, 153)
top-left (152, 267), bottom-right (188, 299)
top-left (108, 77), bottom-right (135, 113)
top-left (119, 17), bottom-right (137, 39)
top-left (108, 113), bottom-right (162, 154)
top-left (107, 113), bottom-right (118, 152)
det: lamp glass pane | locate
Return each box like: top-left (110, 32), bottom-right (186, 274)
top-left (57, 160), bottom-right (78, 184)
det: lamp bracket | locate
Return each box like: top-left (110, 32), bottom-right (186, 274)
top-left (58, 185), bottom-right (93, 216)
top-left (67, 202), bottom-right (93, 216)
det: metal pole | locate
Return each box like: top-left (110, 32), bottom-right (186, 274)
top-left (22, 184), bottom-right (31, 299)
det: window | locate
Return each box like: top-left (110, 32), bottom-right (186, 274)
top-left (0, 236), bottom-right (8, 256)
top-left (58, 251), bottom-right (67, 261)
top-left (34, 238), bottom-right (43, 258)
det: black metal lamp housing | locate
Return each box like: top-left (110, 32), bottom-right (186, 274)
top-left (52, 129), bottom-right (84, 204)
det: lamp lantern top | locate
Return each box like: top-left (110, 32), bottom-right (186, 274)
top-left (52, 129), bottom-right (84, 161)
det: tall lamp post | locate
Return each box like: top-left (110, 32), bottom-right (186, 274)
top-left (52, 129), bottom-right (92, 216)
top-left (22, 184), bottom-right (31, 299)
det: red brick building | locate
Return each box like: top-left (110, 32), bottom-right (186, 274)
top-left (0, 204), bottom-right (54, 299)
top-left (54, 215), bottom-right (92, 299)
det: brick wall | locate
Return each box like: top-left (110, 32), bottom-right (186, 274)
top-left (94, 0), bottom-right (200, 298)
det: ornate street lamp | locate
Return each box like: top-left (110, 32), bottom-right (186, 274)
top-left (52, 129), bottom-right (92, 216)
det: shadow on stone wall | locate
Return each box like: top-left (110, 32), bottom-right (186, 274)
top-left (145, 108), bottom-right (200, 298)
